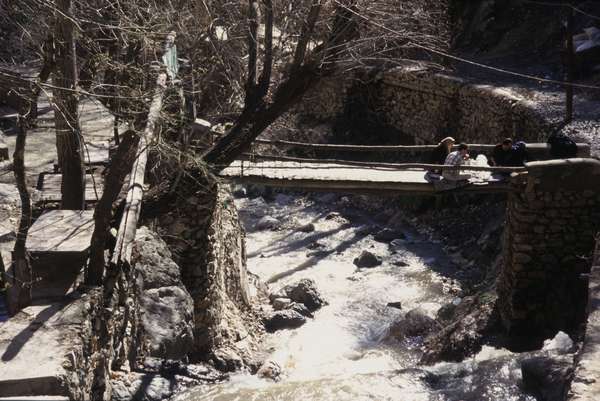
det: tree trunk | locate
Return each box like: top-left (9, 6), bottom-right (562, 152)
top-left (54, 0), bottom-right (85, 210)
top-left (86, 131), bottom-right (140, 286)
top-left (6, 118), bottom-right (32, 315)
top-left (202, 66), bottom-right (318, 170)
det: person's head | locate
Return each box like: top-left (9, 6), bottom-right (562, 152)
top-left (458, 143), bottom-right (469, 156)
top-left (501, 138), bottom-right (513, 151)
top-left (440, 136), bottom-right (455, 150)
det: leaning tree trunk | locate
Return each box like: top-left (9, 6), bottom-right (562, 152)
top-left (201, 2), bottom-right (357, 171)
top-left (201, 66), bottom-right (319, 170)
top-left (54, 0), bottom-right (85, 210)
top-left (6, 118), bottom-right (33, 315)
top-left (86, 131), bottom-right (140, 285)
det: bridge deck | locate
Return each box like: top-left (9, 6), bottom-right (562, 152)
top-left (220, 160), bottom-right (511, 194)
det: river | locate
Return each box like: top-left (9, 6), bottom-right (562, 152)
top-left (177, 191), bottom-right (537, 401)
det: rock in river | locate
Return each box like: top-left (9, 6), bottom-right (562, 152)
top-left (264, 310), bottom-right (307, 332)
top-left (255, 216), bottom-right (281, 231)
top-left (257, 360), bottom-right (282, 381)
top-left (353, 250), bottom-right (382, 268)
top-left (374, 228), bottom-right (406, 243)
top-left (282, 278), bottom-right (326, 311)
top-left (297, 222), bottom-right (316, 233)
top-left (272, 297), bottom-right (292, 310)
top-left (521, 354), bottom-right (574, 401)
top-left (389, 308), bottom-right (439, 340)
top-left (387, 301), bottom-right (402, 310)
top-left (287, 302), bottom-right (314, 318)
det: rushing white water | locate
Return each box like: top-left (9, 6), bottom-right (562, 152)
top-left (178, 192), bottom-right (536, 401)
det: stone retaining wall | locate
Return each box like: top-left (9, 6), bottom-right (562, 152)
top-left (299, 65), bottom-right (551, 145)
top-left (498, 159), bottom-right (600, 347)
top-left (157, 180), bottom-right (262, 370)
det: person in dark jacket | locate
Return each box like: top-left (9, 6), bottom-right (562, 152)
top-left (428, 136), bottom-right (455, 174)
top-left (490, 138), bottom-right (514, 167)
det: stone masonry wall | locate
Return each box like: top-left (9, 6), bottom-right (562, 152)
top-left (156, 180), bottom-right (262, 371)
top-left (498, 160), bottom-right (600, 347)
top-left (298, 64), bottom-right (551, 145)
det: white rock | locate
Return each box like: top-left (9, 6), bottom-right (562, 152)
top-left (542, 331), bottom-right (575, 355)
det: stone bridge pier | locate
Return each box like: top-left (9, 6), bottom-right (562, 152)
top-left (498, 159), bottom-right (600, 348)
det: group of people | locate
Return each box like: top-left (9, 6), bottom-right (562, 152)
top-left (428, 136), bottom-right (529, 182)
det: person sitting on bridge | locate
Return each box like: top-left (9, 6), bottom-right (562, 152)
top-left (428, 136), bottom-right (455, 174)
top-left (490, 138), bottom-right (529, 170)
top-left (490, 138), bottom-right (514, 167)
top-left (443, 143), bottom-right (471, 181)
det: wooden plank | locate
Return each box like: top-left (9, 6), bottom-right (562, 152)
top-left (83, 142), bottom-right (110, 165)
top-left (38, 173), bottom-right (103, 203)
top-left (26, 210), bottom-right (95, 253)
top-left (111, 72), bottom-right (167, 266)
top-left (53, 141), bottom-right (110, 171)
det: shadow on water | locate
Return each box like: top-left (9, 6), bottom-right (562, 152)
top-left (245, 208), bottom-right (333, 258)
top-left (266, 227), bottom-right (364, 283)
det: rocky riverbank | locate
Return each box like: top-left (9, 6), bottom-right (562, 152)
top-left (166, 183), bottom-right (582, 401)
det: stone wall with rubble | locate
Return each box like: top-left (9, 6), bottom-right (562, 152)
top-left (156, 180), bottom-right (263, 371)
top-left (498, 159), bottom-right (600, 348)
top-left (298, 65), bottom-right (551, 145)
top-left (60, 283), bottom-right (142, 401)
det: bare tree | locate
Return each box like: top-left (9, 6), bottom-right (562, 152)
top-left (202, 0), bottom-right (448, 170)
top-left (54, 0), bottom-right (85, 210)
top-left (6, 117), bottom-right (33, 314)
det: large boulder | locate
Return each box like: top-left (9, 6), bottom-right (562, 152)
top-left (353, 250), bottom-right (382, 268)
top-left (521, 354), bottom-right (574, 401)
top-left (133, 227), bottom-right (194, 360)
top-left (282, 278), bottom-right (326, 311)
top-left (140, 286), bottom-right (194, 360)
top-left (263, 310), bottom-right (307, 332)
top-left (389, 308), bottom-right (439, 340)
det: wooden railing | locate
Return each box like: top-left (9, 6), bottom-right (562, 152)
top-left (250, 138), bottom-right (591, 158)
top-left (233, 152), bottom-right (527, 173)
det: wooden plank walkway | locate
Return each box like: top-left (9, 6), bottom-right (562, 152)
top-left (53, 141), bottom-right (110, 172)
top-left (220, 160), bottom-right (511, 194)
top-left (26, 210), bottom-right (94, 253)
top-left (37, 173), bottom-right (103, 204)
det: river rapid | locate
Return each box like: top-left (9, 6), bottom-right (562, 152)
top-left (178, 191), bottom-right (536, 401)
